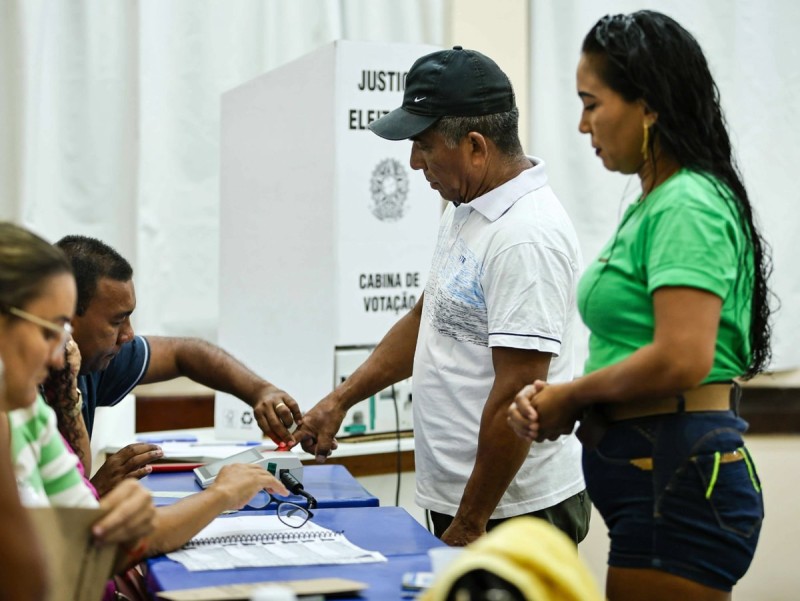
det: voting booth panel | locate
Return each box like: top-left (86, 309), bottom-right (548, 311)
top-left (217, 41), bottom-right (440, 440)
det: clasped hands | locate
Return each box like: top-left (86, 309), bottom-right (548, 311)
top-left (506, 380), bottom-right (583, 443)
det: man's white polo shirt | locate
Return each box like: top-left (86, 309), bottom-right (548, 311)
top-left (412, 157), bottom-right (585, 518)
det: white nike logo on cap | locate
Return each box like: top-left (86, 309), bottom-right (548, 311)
top-left (414, 96), bottom-right (426, 102)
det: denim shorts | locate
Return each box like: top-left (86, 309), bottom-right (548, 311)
top-left (583, 410), bottom-right (764, 591)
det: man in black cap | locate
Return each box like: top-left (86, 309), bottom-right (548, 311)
top-left (288, 47), bottom-right (589, 546)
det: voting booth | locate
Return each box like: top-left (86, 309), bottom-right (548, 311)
top-left (216, 40), bottom-right (440, 440)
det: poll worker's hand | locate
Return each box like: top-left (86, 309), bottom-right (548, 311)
top-left (91, 443), bottom-right (164, 497)
top-left (508, 380), bottom-right (581, 443)
top-left (209, 463), bottom-right (290, 511)
top-left (290, 396), bottom-right (341, 463)
top-left (64, 337), bottom-right (82, 383)
top-left (42, 338), bottom-right (83, 418)
top-left (93, 479), bottom-right (156, 546)
top-left (252, 386), bottom-right (303, 445)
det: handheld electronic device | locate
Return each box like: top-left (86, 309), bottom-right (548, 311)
top-left (193, 446), bottom-right (303, 489)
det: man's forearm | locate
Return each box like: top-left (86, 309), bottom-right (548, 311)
top-left (452, 347), bottom-right (551, 533)
top-left (144, 337), bottom-right (276, 407)
top-left (327, 298), bottom-right (422, 410)
top-left (290, 298), bottom-right (424, 459)
top-left (183, 341), bottom-right (275, 405)
top-left (454, 404), bottom-right (531, 528)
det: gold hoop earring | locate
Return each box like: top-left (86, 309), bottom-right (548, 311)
top-left (641, 122), bottom-right (650, 161)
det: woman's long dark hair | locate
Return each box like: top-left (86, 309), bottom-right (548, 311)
top-left (583, 10), bottom-right (772, 378)
top-left (41, 363), bottom-right (86, 468)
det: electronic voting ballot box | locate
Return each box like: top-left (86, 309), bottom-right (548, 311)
top-left (217, 41), bottom-right (440, 440)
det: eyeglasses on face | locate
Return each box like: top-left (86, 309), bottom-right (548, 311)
top-left (7, 306), bottom-right (73, 358)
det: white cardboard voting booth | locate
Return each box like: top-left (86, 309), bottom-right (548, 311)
top-left (216, 40), bottom-right (440, 439)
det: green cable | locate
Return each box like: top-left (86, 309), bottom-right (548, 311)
top-left (705, 451), bottom-right (721, 499)
top-left (740, 446), bottom-right (762, 493)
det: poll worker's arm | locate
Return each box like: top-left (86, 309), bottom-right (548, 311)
top-left (508, 287), bottom-right (721, 442)
top-left (441, 347), bottom-right (552, 547)
top-left (144, 463), bottom-right (288, 557)
top-left (41, 338), bottom-right (95, 473)
top-left (64, 341), bottom-right (93, 472)
top-left (142, 336), bottom-right (302, 443)
top-left (41, 339), bottom-right (162, 496)
top-left (0, 415), bottom-right (49, 601)
top-left (72, 414), bottom-right (92, 474)
top-left (291, 295), bottom-right (424, 461)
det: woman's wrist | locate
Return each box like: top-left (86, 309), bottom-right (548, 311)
top-left (560, 380), bottom-right (588, 413)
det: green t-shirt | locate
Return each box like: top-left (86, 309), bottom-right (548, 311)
top-left (577, 169), bottom-right (752, 381)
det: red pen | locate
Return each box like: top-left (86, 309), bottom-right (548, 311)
top-left (149, 462), bottom-right (205, 473)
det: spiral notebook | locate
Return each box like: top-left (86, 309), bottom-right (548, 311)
top-left (166, 515), bottom-right (386, 571)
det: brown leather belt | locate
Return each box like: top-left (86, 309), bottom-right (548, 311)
top-left (601, 383), bottom-right (733, 422)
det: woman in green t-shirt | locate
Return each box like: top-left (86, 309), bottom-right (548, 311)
top-left (508, 11), bottom-right (771, 601)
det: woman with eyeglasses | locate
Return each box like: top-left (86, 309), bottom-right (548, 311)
top-left (0, 222), bottom-right (292, 600)
top-left (0, 222), bottom-right (159, 599)
top-left (508, 11), bottom-right (770, 601)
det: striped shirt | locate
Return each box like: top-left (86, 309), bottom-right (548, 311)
top-left (9, 394), bottom-right (97, 508)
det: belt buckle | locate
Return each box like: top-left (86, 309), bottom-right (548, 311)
top-left (629, 457), bottom-right (653, 471)
top-left (629, 450), bottom-right (742, 472)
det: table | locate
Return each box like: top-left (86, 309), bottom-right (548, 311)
top-left (141, 464), bottom-right (380, 509)
top-left (146, 506), bottom-right (444, 600)
top-left (102, 427), bottom-right (416, 478)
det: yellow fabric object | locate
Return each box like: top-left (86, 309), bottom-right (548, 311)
top-left (421, 517), bottom-right (604, 601)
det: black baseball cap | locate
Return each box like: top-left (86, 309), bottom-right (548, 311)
top-left (368, 46), bottom-right (515, 141)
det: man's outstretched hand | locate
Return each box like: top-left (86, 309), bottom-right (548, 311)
top-left (288, 396), bottom-right (344, 463)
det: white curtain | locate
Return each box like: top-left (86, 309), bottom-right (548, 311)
top-left (529, 0), bottom-right (800, 370)
top-left (1, 0), bottom-right (445, 339)
top-left (6, 0), bottom-right (797, 370)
